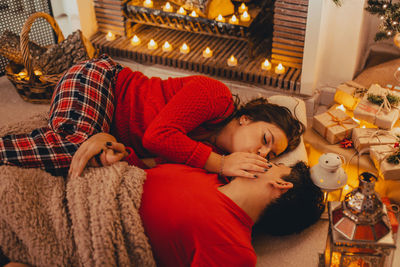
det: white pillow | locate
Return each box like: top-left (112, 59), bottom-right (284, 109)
top-left (267, 95), bottom-right (308, 166)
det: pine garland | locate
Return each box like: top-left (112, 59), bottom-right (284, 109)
top-left (365, 0), bottom-right (400, 41)
top-left (387, 151), bottom-right (400, 164)
top-left (367, 92), bottom-right (400, 106)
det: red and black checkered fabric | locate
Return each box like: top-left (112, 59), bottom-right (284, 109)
top-left (0, 55), bottom-right (122, 176)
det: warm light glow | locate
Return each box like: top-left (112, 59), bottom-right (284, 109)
top-left (162, 41), bottom-right (172, 52)
top-left (229, 15), bottom-right (238, 25)
top-left (34, 70), bottom-right (42, 76)
top-left (344, 184), bottom-right (351, 191)
top-left (240, 11), bottom-right (250, 22)
top-left (239, 3), bottom-right (248, 14)
top-left (177, 7), bottom-right (186, 15)
top-left (106, 31), bottom-right (116, 41)
top-left (190, 10), bottom-right (198, 17)
top-left (380, 15), bottom-right (385, 20)
top-left (215, 14), bottom-right (225, 22)
top-left (202, 47), bottom-right (213, 58)
top-left (261, 59), bottom-right (271, 71)
top-left (131, 35), bottom-right (141, 46)
top-left (275, 63), bottom-right (285, 75)
top-left (227, 55), bottom-right (237, 67)
top-left (361, 125), bottom-right (366, 128)
top-left (352, 117), bottom-right (360, 124)
top-left (147, 39), bottom-right (158, 50)
top-left (180, 42), bottom-right (190, 54)
top-left (163, 2), bottom-right (173, 12)
top-left (143, 0), bottom-right (153, 8)
top-left (387, 31), bottom-right (393, 36)
top-left (18, 70), bottom-right (27, 78)
top-left (336, 104), bottom-right (346, 112)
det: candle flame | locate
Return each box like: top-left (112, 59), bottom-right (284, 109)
top-left (182, 43), bottom-right (188, 49)
top-left (149, 39), bottom-right (156, 46)
top-left (165, 2), bottom-right (171, 9)
top-left (230, 55), bottom-right (236, 61)
top-left (163, 41), bottom-right (171, 48)
top-left (133, 35), bottom-right (139, 42)
top-left (144, 0), bottom-right (152, 4)
top-left (336, 104), bottom-right (346, 112)
top-left (190, 10), bottom-right (198, 17)
top-left (216, 14), bottom-right (224, 22)
top-left (231, 15), bottom-right (237, 22)
top-left (242, 11), bottom-right (249, 18)
top-left (263, 59), bottom-right (270, 67)
top-left (277, 63), bottom-right (284, 70)
top-left (34, 70), bottom-right (42, 76)
top-left (344, 184), bottom-right (350, 191)
top-left (240, 3), bottom-right (247, 11)
top-left (178, 7), bottom-right (186, 15)
top-left (205, 47), bottom-right (211, 53)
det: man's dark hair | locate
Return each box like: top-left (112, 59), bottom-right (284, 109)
top-left (253, 161), bottom-right (325, 236)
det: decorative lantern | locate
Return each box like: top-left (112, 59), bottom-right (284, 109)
top-left (323, 172), bottom-right (396, 267)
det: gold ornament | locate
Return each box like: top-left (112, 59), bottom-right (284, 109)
top-left (394, 33), bottom-right (400, 47)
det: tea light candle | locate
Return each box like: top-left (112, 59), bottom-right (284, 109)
top-left (147, 39), bottom-right (158, 50)
top-left (203, 47), bottom-right (213, 58)
top-left (238, 3), bottom-right (248, 14)
top-left (240, 11), bottom-right (250, 22)
top-left (190, 10), bottom-right (198, 17)
top-left (275, 63), bottom-right (285, 75)
top-left (163, 2), bottom-right (173, 12)
top-left (227, 55), bottom-right (237, 67)
top-left (177, 7), bottom-right (186, 15)
top-left (106, 31), bottom-right (116, 41)
top-left (18, 70), bottom-right (27, 79)
top-left (131, 35), bottom-right (141, 46)
top-left (215, 14), bottom-right (225, 23)
top-left (143, 0), bottom-right (153, 8)
top-left (34, 70), bottom-right (42, 76)
top-left (229, 15), bottom-right (238, 25)
top-left (180, 43), bottom-right (190, 54)
top-left (261, 59), bottom-right (271, 71)
top-left (162, 41), bottom-right (172, 52)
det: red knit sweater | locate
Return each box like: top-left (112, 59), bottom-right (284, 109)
top-left (113, 68), bottom-right (234, 169)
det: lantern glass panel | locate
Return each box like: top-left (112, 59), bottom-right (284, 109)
top-left (374, 221), bottom-right (390, 240)
top-left (354, 225), bottom-right (374, 241)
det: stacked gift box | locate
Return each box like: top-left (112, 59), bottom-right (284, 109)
top-left (313, 82), bottom-right (400, 181)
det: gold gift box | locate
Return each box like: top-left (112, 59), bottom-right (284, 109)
top-left (334, 81), bottom-right (365, 110)
top-left (351, 128), bottom-right (397, 152)
top-left (370, 144), bottom-right (400, 180)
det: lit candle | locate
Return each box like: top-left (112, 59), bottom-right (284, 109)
top-left (227, 55), bottom-right (237, 67)
top-left (229, 15), bottom-right (238, 25)
top-left (180, 43), bottom-right (190, 54)
top-left (34, 70), bottom-right (42, 76)
top-left (163, 2), bottom-right (173, 12)
top-left (18, 70), bottom-right (27, 79)
top-left (190, 10), bottom-right (198, 17)
top-left (239, 3), bottom-right (248, 14)
top-left (202, 47), bottom-right (213, 58)
top-left (162, 41), bottom-right (172, 52)
top-left (261, 59), bottom-right (271, 71)
top-left (240, 11), bottom-right (250, 22)
top-left (177, 7), bottom-right (186, 15)
top-left (147, 39), bottom-right (158, 50)
top-left (215, 14), bottom-right (225, 23)
top-left (143, 0), bottom-right (153, 8)
top-left (105, 31), bottom-right (116, 41)
top-left (131, 35), bottom-right (141, 46)
top-left (275, 63), bottom-right (285, 75)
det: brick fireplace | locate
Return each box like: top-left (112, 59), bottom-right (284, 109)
top-left (90, 0), bottom-right (309, 93)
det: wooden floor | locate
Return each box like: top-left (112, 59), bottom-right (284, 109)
top-left (90, 26), bottom-right (302, 93)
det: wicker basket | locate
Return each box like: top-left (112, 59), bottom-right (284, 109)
top-left (5, 12), bottom-right (65, 104)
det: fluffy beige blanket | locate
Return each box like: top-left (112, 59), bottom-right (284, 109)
top-left (0, 112), bottom-right (156, 266)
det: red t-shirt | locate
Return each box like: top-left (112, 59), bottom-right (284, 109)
top-left (113, 68), bottom-right (235, 169)
top-left (140, 164), bottom-right (257, 267)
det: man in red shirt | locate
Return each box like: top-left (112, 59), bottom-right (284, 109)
top-left (140, 161), bottom-right (324, 266)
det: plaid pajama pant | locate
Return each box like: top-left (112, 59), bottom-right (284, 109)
top-left (0, 54), bottom-right (123, 176)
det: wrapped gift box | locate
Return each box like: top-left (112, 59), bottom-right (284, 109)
top-left (334, 81), bottom-right (366, 110)
top-left (370, 144), bottom-right (400, 180)
top-left (353, 84), bottom-right (400, 129)
top-left (313, 109), bottom-right (359, 144)
top-left (352, 128), bottom-right (398, 152)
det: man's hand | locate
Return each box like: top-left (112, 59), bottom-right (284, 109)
top-left (69, 133), bottom-right (128, 178)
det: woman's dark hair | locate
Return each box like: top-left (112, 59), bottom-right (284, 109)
top-left (203, 96), bottom-right (305, 154)
top-left (253, 161), bottom-right (325, 236)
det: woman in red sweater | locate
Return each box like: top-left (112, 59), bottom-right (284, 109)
top-left (0, 55), bottom-right (304, 178)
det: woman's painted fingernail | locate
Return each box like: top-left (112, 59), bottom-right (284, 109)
top-left (106, 141), bottom-right (112, 146)
top-left (264, 168), bottom-right (268, 172)
top-left (254, 174), bottom-right (258, 178)
top-left (267, 164), bottom-right (272, 167)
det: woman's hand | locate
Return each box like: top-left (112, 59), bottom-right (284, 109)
top-left (69, 133), bottom-right (128, 178)
top-left (222, 152), bottom-right (271, 178)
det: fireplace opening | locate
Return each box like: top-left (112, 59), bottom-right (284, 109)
top-left (91, 0), bottom-right (309, 92)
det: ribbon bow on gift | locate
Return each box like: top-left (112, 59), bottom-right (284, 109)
top-left (324, 111), bottom-right (355, 138)
top-left (376, 92), bottom-right (392, 114)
